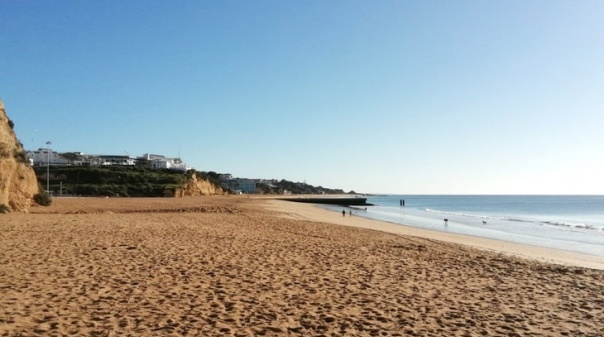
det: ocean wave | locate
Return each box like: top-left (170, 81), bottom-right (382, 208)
top-left (541, 221), bottom-right (603, 232)
top-left (423, 208), bottom-right (604, 232)
top-left (424, 208), bottom-right (510, 221)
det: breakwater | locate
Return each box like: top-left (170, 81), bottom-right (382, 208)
top-left (281, 197), bottom-right (372, 206)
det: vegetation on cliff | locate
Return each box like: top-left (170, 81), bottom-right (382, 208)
top-left (31, 165), bottom-right (347, 197)
top-left (32, 166), bottom-right (225, 197)
top-left (256, 179), bottom-right (348, 195)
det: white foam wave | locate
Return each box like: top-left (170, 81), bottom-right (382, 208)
top-left (424, 208), bottom-right (508, 221)
top-left (542, 221), bottom-right (603, 232)
top-left (424, 208), bottom-right (603, 232)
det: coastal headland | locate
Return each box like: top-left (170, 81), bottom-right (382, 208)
top-left (1, 196), bottom-right (603, 336)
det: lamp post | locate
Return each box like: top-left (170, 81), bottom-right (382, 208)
top-left (46, 141), bottom-right (51, 194)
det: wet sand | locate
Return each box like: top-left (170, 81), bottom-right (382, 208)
top-left (265, 198), bottom-right (604, 270)
top-left (1, 196), bottom-right (603, 336)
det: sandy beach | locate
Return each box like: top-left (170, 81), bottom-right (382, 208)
top-left (1, 196), bottom-right (603, 336)
top-left (265, 198), bottom-right (604, 270)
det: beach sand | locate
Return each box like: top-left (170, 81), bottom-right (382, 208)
top-left (264, 198), bottom-right (604, 270)
top-left (1, 196), bottom-right (603, 336)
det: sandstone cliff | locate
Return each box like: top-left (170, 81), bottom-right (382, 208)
top-left (173, 173), bottom-right (227, 197)
top-left (0, 100), bottom-right (41, 212)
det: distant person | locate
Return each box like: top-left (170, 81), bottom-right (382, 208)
top-left (444, 218), bottom-right (448, 226)
top-left (349, 210), bottom-right (352, 217)
top-left (482, 221), bottom-right (487, 225)
top-left (342, 210), bottom-right (345, 217)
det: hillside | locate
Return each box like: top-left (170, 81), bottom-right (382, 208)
top-left (32, 166), bottom-right (226, 197)
top-left (257, 179), bottom-right (349, 195)
top-left (31, 165), bottom-right (350, 197)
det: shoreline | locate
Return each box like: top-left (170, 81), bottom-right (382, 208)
top-left (261, 198), bottom-right (604, 270)
top-left (3, 196), bottom-right (603, 336)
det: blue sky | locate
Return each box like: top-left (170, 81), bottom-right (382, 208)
top-left (1, 1), bottom-right (603, 194)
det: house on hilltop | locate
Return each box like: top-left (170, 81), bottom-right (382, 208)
top-left (26, 148), bottom-right (70, 166)
top-left (90, 155), bottom-right (136, 166)
top-left (139, 153), bottom-right (191, 172)
top-left (26, 148), bottom-right (191, 171)
top-left (220, 176), bottom-right (257, 194)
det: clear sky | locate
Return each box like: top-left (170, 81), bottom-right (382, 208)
top-left (1, 1), bottom-right (603, 194)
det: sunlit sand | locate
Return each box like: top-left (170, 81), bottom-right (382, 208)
top-left (1, 196), bottom-right (602, 336)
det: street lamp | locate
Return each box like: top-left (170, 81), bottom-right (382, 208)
top-left (46, 141), bottom-right (51, 194)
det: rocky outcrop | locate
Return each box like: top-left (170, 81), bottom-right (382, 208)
top-left (173, 173), bottom-right (227, 197)
top-left (0, 100), bottom-right (41, 212)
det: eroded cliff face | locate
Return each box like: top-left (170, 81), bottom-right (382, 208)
top-left (0, 101), bottom-right (40, 212)
top-left (174, 173), bottom-right (226, 197)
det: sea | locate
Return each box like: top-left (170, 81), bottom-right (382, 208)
top-left (325, 195), bottom-right (604, 257)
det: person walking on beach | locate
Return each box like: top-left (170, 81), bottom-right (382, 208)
top-left (342, 210), bottom-right (346, 217)
top-left (349, 210), bottom-right (352, 217)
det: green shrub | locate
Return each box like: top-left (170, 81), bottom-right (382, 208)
top-left (34, 192), bottom-right (52, 206)
top-left (13, 149), bottom-right (28, 163)
top-left (0, 204), bottom-right (10, 213)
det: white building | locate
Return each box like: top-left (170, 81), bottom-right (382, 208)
top-left (25, 149), bottom-right (191, 170)
top-left (221, 178), bottom-right (257, 194)
top-left (92, 155), bottom-right (136, 166)
top-left (140, 153), bottom-right (190, 172)
top-left (25, 148), bottom-right (70, 166)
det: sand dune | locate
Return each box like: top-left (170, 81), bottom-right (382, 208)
top-left (1, 196), bottom-right (603, 336)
